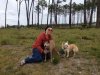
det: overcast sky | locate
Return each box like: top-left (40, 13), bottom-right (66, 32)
top-left (0, 0), bottom-right (84, 27)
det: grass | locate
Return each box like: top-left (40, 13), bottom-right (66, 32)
top-left (0, 27), bottom-right (100, 75)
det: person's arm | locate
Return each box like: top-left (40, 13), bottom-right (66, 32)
top-left (34, 32), bottom-right (44, 53)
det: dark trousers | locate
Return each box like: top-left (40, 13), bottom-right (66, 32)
top-left (25, 48), bottom-right (50, 63)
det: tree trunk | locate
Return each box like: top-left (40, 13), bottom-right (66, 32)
top-left (41, 7), bottom-right (43, 25)
top-left (89, 0), bottom-right (95, 27)
top-left (96, 0), bottom-right (100, 27)
top-left (32, 0), bottom-right (34, 25)
top-left (64, 14), bottom-right (67, 24)
top-left (77, 12), bottom-right (79, 26)
top-left (32, 8), bottom-right (33, 25)
top-left (55, 0), bottom-right (58, 25)
top-left (69, 0), bottom-right (72, 28)
top-left (25, 0), bottom-right (29, 26)
top-left (47, 0), bottom-right (50, 26)
top-left (5, 0), bottom-right (8, 28)
top-left (18, 2), bottom-right (21, 28)
top-left (50, 9), bottom-right (52, 25)
top-left (80, 11), bottom-right (83, 24)
top-left (29, 0), bottom-right (34, 26)
top-left (84, 0), bottom-right (87, 26)
top-left (37, 0), bottom-right (39, 27)
top-left (27, 0), bottom-right (30, 26)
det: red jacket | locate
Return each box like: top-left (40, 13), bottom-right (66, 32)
top-left (32, 32), bottom-right (52, 53)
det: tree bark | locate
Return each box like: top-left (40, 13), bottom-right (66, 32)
top-left (18, 2), bottom-right (21, 28)
top-left (25, 0), bottom-right (29, 26)
top-left (37, 0), bottom-right (39, 27)
top-left (69, 0), bottom-right (72, 28)
top-left (47, 0), bottom-right (50, 26)
top-left (41, 7), bottom-right (43, 25)
top-left (31, 0), bottom-right (34, 26)
top-left (5, 0), bottom-right (8, 28)
top-left (84, 0), bottom-right (87, 26)
top-left (96, 0), bottom-right (100, 27)
top-left (89, 0), bottom-right (95, 27)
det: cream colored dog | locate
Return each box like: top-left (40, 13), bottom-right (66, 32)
top-left (62, 41), bottom-right (79, 57)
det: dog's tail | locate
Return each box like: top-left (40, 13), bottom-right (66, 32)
top-left (74, 46), bottom-right (79, 53)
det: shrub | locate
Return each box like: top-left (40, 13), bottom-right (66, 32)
top-left (81, 36), bottom-right (93, 40)
top-left (52, 57), bottom-right (60, 65)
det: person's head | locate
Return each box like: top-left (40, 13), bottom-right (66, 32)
top-left (45, 26), bottom-right (53, 35)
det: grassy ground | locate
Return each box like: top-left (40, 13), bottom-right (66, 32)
top-left (0, 27), bottom-right (100, 75)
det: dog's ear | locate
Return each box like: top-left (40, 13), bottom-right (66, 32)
top-left (67, 41), bottom-right (68, 44)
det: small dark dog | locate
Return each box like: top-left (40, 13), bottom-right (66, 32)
top-left (44, 41), bottom-right (50, 62)
top-left (44, 40), bottom-right (56, 62)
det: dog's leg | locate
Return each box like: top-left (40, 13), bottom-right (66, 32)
top-left (73, 52), bottom-right (76, 57)
top-left (67, 50), bottom-right (69, 58)
top-left (50, 50), bottom-right (53, 62)
top-left (49, 40), bottom-right (55, 62)
top-left (73, 48), bottom-right (77, 57)
top-left (44, 50), bottom-right (47, 62)
top-left (44, 54), bottom-right (46, 62)
top-left (64, 51), bottom-right (67, 57)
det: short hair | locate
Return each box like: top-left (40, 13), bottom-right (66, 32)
top-left (45, 26), bottom-right (52, 31)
